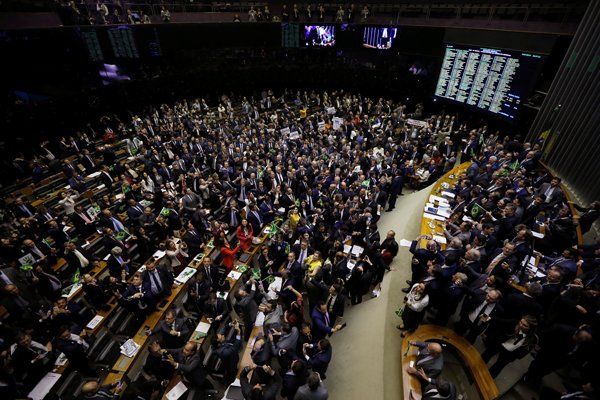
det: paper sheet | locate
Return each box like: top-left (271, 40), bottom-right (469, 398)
top-left (400, 239), bottom-right (413, 247)
top-left (86, 315), bottom-right (104, 330)
top-left (175, 267), bottom-right (197, 284)
top-left (343, 244), bottom-right (352, 254)
top-left (192, 321), bottom-right (212, 340)
top-left (532, 231), bottom-right (545, 239)
top-left (423, 212), bottom-right (446, 221)
top-left (28, 372), bottom-right (62, 400)
top-left (441, 191), bottom-right (456, 198)
top-left (432, 235), bottom-right (447, 244)
top-left (351, 245), bottom-right (364, 257)
top-left (228, 270), bottom-right (242, 280)
top-left (165, 381), bottom-right (188, 400)
top-left (429, 195), bottom-right (450, 205)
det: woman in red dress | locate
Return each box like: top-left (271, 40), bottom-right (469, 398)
top-left (220, 239), bottom-right (240, 272)
top-left (236, 218), bottom-right (254, 252)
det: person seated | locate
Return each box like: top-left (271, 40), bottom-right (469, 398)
top-left (406, 341), bottom-right (444, 380)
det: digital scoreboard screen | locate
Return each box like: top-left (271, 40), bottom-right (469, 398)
top-left (108, 26), bottom-right (139, 58)
top-left (434, 44), bottom-right (545, 121)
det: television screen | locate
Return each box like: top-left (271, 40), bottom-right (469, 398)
top-left (363, 27), bottom-right (397, 49)
top-left (434, 44), bottom-right (545, 121)
top-left (304, 25), bottom-right (336, 47)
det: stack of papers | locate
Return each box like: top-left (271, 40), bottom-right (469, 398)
top-left (152, 250), bottom-right (166, 260)
top-left (120, 339), bottom-right (140, 358)
top-left (399, 239), bottom-right (413, 247)
top-left (175, 267), bottom-right (197, 284)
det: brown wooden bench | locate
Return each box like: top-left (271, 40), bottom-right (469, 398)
top-left (402, 325), bottom-right (499, 400)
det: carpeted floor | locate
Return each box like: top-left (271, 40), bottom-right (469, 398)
top-left (325, 184), bottom-right (432, 400)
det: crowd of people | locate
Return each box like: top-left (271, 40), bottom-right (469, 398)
top-left (0, 87), bottom-right (598, 400)
top-left (398, 130), bottom-right (600, 398)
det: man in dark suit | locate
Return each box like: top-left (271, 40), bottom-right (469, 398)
top-left (13, 197), bottom-right (36, 218)
top-left (180, 188), bottom-right (202, 217)
top-left (203, 291), bottom-right (229, 331)
top-left (159, 341), bottom-right (208, 388)
top-left (117, 274), bottom-right (155, 320)
top-left (107, 246), bottom-right (131, 278)
top-left (71, 205), bottom-right (97, 237)
top-left (234, 280), bottom-right (259, 341)
top-left (246, 203), bottom-right (265, 234)
top-left (536, 177), bottom-right (564, 206)
top-left (501, 283), bottom-right (544, 319)
top-left (126, 199), bottom-right (145, 226)
top-left (406, 341), bottom-right (444, 379)
top-left (201, 257), bottom-right (222, 290)
top-left (281, 359), bottom-right (308, 400)
top-left (211, 320), bottom-right (243, 385)
top-left (303, 338), bottom-right (333, 380)
top-left (325, 284), bottom-right (345, 327)
top-left (141, 262), bottom-right (173, 299)
top-left (484, 242), bottom-right (519, 282)
top-left (292, 240), bottom-right (314, 267)
top-left (456, 289), bottom-right (504, 343)
top-left (11, 331), bottom-right (55, 391)
top-left (182, 221), bottom-right (205, 257)
top-left (53, 325), bottom-right (95, 376)
top-left (63, 242), bottom-right (92, 276)
top-left (149, 309), bottom-right (189, 349)
top-left (98, 165), bottom-right (115, 191)
top-left (284, 251), bottom-right (304, 282)
top-left (240, 364), bottom-right (281, 400)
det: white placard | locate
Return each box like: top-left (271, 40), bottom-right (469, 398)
top-left (333, 117), bottom-right (344, 130)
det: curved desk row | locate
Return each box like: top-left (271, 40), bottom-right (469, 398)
top-left (402, 325), bottom-right (499, 400)
top-left (406, 162), bottom-right (498, 399)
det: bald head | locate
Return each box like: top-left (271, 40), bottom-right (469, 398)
top-left (82, 381), bottom-right (99, 395)
top-left (428, 342), bottom-right (443, 356)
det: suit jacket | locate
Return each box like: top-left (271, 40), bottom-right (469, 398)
top-left (326, 294), bottom-right (346, 327)
top-left (310, 308), bottom-right (332, 342)
top-left (141, 266), bottom-right (174, 297)
top-left (107, 254), bottom-right (130, 278)
top-left (413, 341), bottom-right (444, 378)
top-left (165, 347), bottom-right (206, 383)
top-left (121, 282), bottom-right (155, 311)
top-left (295, 382), bottom-right (329, 400)
top-left (501, 292), bottom-right (543, 319)
top-left (152, 316), bottom-right (189, 347)
top-left (211, 336), bottom-right (242, 377)
top-left (240, 367), bottom-right (280, 400)
top-left (203, 298), bottom-right (228, 321)
top-left (536, 183), bottom-right (564, 205)
top-left (235, 287), bottom-right (258, 327)
top-left (307, 346), bottom-right (332, 379)
top-left (281, 366), bottom-right (307, 399)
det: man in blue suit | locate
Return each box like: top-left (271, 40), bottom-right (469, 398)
top-left (310, 300), bottom-right (343, 342)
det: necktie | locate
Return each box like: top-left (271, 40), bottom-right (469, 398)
top-left (231, 210), bottom-right (237, 226)
top-left (299, 250), bottom-right (306, 265)
top-left (327, 296), bottom-right (333, 312)
top-left (80, 212), bottom-right (92, 224)
top-left (151, 271), bottom-right (163, 293)
top-left (324, 312), bottom-right (330, 327)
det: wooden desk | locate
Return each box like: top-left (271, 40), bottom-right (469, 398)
top-left (419, 162), bottom-right (469, 250)
top-left (402, 325), bottom-right (499, 400)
